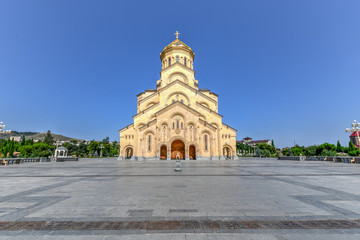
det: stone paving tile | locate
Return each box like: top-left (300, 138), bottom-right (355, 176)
top-left (2, 158), bottom-right (360, 238)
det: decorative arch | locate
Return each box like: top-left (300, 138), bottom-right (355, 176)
top-left (158, 143), bottom-right (169, 160)
top-left (167, 72), bottom-right (188, 84)
top-left (171, 140), bottom-right (185, 159)
top-left (170, 112), bottom-right (186, 121)
top-left (171, 114), bottom-right (185, 130)
top-left (200, 130), bottom-right (213, 154)
top-left (137, 122), bottom-right (146, 129)
top-left (166, 92), bottom-right (190, 105)
top-left (160, 121), bottom-right (169, 127)
top-left (199, 129), bottom-right (213, 137)
top-left (146, 102), bottom-right (156, 108)
top-left (122, 144), bottom-right (134, 159)
top-left (199, 114), bottom-right (207, 121)
top-left (186, 121), bottom-right (196, 127)
top-left (143, 129), bottom-right (155, 136)
top-left (188, 141), bottom-right (200, 160)
top-left (199, 102), bottom-right (209, 108)
top-left (223, 144), bottom-right (234, 159)
top-left (210, 122), bottom-right (219, 129)
top-left (143, 130), bottom-right (155, 153)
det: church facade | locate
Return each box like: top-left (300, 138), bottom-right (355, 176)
top-left (118, 33), bottom-right (237, 160)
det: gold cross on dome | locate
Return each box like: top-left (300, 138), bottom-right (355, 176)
top-left (174, 31), bottom-right (180, 39)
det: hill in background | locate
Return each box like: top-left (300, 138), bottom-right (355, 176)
top-left (0, 131), bottom-right (82, 142)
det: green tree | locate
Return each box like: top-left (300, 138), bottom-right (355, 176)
top-left (21, 135), bottom-right (26, 146)
top-left (304, 145), bottom-right (316, 156)
top-left (347, 141), bottom-right (359, 156)
top-left (87, 140), bottom-right (99, 156)
top-left (102, 137), bottom-right (110, 144)
top-left (288, 148), bottom-right (293, 156)
top-left (43, 130), bottom-right (54, 145)
top-left (336, 140), bottom-right (343, 152)
top-left (255, 147), bottom-right (261, 157)
top-left (291, 147), bottom-right (303, 156)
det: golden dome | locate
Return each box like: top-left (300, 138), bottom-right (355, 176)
top-left (160, 38), bottom-right (195, 60)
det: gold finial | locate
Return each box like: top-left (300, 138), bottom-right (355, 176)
top-left (174, 31), bottom-right (180, 39)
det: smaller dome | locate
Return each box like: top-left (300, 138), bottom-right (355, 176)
top-left (56, 146), bottom-right (68, 151)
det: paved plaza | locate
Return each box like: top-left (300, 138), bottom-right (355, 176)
top-left (1, 158), bottom-right (360, 239)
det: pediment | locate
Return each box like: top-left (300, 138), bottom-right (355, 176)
top-left (158, 80), bottom-right (217, 104)
top-left (154, 101), bottom-right (201, 118)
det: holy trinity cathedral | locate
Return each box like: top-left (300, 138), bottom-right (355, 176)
top-left (118, 32), bottom-right (237, 160)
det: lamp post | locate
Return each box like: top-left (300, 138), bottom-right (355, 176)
top-left (100, 144), bottom-right (104, 157)
top-left (0, 122), bottom-right (11, 134)
top-left (346, 120), bottom-right (360, 147)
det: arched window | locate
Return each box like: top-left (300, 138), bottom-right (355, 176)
top-left (181, 122), bottom-right (183, 129)
top-left (177, 120), bottom-right (179, 129)
top-left (204, 134), bottom-right (207, 151)
top-left (204, 135), bottom-right (208, 151)
top-left (184, 57), bottom-right (187, 66)
top-left (173, 122), bottom-right (175, 129)
top-left (168, 57), bottom-right (171, 66)
top-left (148, 135), bottom-right (151, 151)
top-left (176, 56), bottom-right (179, 63)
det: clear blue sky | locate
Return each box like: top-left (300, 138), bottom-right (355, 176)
top-left (1, 0), bottom-right (359, 148)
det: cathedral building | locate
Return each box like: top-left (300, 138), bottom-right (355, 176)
top-left (118, 32), bottom-right (237, 160)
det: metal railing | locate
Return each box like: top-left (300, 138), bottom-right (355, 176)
top-left (0, 157), bottom-right (49, 166)
top-left (278, 156), bottom-right (360, 163)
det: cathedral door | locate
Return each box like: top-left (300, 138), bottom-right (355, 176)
top-left (160, 145), bottom-right (167, 160)
top-left (223, 147), bottom-right (231, 159)
top-left (189, 145), bottom-right (196, 160)
top-left (125, 147), bottom-right (133, 159)
top-left (171, 140), bottom-right (185, 159)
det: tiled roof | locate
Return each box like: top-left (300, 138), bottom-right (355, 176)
top-left (350, 131), bottom-right (360, 137)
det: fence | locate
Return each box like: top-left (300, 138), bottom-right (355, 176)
top-left (278, 156), bottom-right (360, 163)
top-left (0, 157), bottom-right (49, 166)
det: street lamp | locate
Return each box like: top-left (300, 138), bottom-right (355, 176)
top-left (346, 120), bottom-right (360, 147)
top-left (0, 122), bottom-right (11, 134)
top-left (100, 144), bottom-right (104, 157)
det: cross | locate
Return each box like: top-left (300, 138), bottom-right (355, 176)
top-left (174, 31), bottom-right (180, 39)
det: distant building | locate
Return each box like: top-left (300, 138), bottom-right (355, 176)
top-left (236, 137), bottom-right (271, 146)
top-left (9, 136), bottom-right (22, 142)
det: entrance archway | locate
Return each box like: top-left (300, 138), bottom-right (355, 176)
top-left (171, 140), bottom-right (185, 159)
top-left (223, 147), bottom-right (231, 159)
top-left (160, 145), bottom-right (167, 160)
top-left (125, 147), bottom-right (133, 159)
top-left (189, 145), bottom-right (196, 160)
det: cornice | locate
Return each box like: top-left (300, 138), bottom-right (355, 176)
top-left (138, 91), bottom-right (158, 105)
top-left (119, 123), bottom-right (134, 133)
top-left (222, 123), bottom-right (237, 132)
top-left (199, 118), bottom-right (217, 131)
top-left (133, 102), bottom-right (160, 119)
top-left (139, 119), bottom-right (157, 131)
top-left (196, 102), bottom-right (223, 118)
